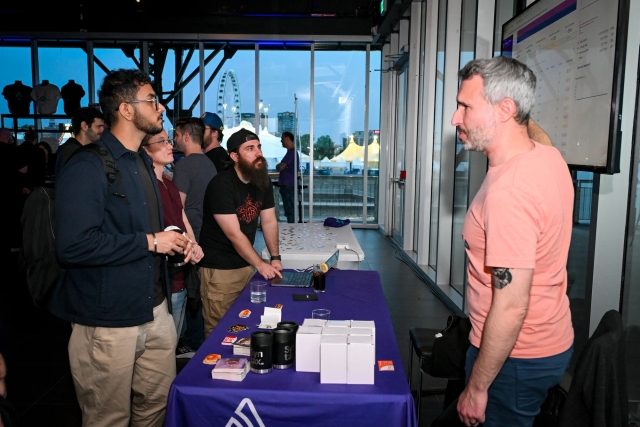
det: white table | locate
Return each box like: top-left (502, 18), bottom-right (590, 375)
top-left (261, 223), bottom-right (365, 270)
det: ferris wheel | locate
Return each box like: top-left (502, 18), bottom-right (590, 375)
top-left (216, 70), bottom-right (242, 128)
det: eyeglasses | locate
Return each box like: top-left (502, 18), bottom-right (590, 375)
top-left (145, 138), bottom-right (173, 147)
top-left (120, 95), bottom-right (161, 111)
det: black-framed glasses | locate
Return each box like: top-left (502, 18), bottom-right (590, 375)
top-left (145, 138), bottom-right (173, 147)
top-left (120, 95), bottom-right (160, 111)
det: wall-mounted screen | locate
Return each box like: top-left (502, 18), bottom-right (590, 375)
top-left (502, 0), bottom-right (629, 173)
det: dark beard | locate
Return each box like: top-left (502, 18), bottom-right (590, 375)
top-left (237, 156), bottom-right (271, 190)
top-left (133, 108), bottom-right (163, 135)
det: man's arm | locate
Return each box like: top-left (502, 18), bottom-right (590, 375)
top-left (457, 267), bottom-right (533, 426)
top-left (260, 207), bottom-right (282, 272)
top-left (214, 213), bottom-right (282, 279)
top-left (527, 118), bottom-right (552, 146)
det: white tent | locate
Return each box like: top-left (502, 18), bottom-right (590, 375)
top-left (220, 121), bottom-right (310, 163)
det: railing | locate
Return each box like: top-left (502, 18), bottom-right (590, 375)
top-left (273, 175), bottom-right (379, 223)
top-left (576, 179), bottom-right (592, 223)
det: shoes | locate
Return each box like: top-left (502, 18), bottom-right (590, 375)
top-left (175, 341), bottom-right (195, 359)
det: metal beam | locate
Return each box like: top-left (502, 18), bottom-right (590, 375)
top-left (164, 44), bottom-right (225, 105)
top-left (175, 44), bottom-right (196, 85)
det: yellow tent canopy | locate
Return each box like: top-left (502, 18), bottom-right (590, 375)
top-left (331, 135), bottom-right (380, 168)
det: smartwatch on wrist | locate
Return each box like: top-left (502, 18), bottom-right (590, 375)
top-left (270, 255), bottom-right (282, 261)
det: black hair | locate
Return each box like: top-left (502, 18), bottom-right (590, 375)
top-left (71, 107), bottom-right (105, 135)
top-left (176, 117), bottom-right (205, 146)
top-left (98, 69), bottom-right (153, 126)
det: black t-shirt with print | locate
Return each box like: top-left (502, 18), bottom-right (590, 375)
top-left (199, 167), bottom-right (274, 270)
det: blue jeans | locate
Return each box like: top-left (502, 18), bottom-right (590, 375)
top-left (465, 345), bottom-right (572, 427)
top-left (279, 185), bottom-right (295, 223)
top-left (170, 289), bottom-right (187, 336)
top-left (182, 299), bottom-right (205, 350)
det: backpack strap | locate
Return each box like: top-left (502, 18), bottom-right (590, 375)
top-left (73, 143), bottom-right (130, 204)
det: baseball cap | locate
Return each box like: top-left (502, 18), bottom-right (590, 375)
top-left (227, 129), bottom-right (260, 153)
top-left (201, 112), bottom-right (224, 131)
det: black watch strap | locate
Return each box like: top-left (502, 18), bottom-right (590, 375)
top-left (270, 255), bottom-right (282, 261)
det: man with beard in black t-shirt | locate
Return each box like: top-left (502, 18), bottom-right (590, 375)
top-left (198, 128), bottom-right (282, 336)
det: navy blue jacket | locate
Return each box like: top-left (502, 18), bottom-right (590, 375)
top-left (49, 129), bottom-right (169, 327)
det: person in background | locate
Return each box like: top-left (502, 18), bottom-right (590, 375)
top-left (0, 129), bottom-right (26, 253)
top-left (198, 129), bottom-right (282, 337)
top-left (141, 130), bottom-right (204, 337)
top-left (276, 131), bottom-right (299, 223)
top-left (17, 128), bottom-right (45, 194)
top-left (55, 107), bottom-right (105, 174)
top-left (37, 140), bottom-right (54, 178)
top-left (452, 56), bottom-right (574, 427)
top-left (202, 112), bottom-right (230, 173)
top-left (172, 117), bottom-right (216, 357)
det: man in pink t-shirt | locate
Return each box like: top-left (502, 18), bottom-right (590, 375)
top-left (453, 57), bottom-right (574, 427)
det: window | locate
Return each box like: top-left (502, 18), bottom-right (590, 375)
top-left (313, 50), bottom-right (368, 223)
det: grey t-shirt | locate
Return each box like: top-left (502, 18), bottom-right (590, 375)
top-left (173, 153), bottom-right (216, 241)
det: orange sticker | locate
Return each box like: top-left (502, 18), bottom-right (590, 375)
top-left (203, 354), bottom-right (221, 365)
top-left (239, 309), bottom-right (251, 318)
top-left (274, 304), bottom-right (283, 309)
top-left (378, 360), bottom-right (394, 371)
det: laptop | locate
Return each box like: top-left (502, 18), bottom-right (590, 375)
top-left (271, 250), bottom-right (340, 287)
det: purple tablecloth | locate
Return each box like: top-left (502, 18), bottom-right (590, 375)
top-left (165, 270), bottom-right (417, 427)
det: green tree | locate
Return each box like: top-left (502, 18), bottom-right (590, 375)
top-left (300, 134), bottom-right (310, 155)
top-left (314, 135), bottom-right (335, 160)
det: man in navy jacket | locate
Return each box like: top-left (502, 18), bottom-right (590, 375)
top-left (51, 69), bottom-right (192, 427)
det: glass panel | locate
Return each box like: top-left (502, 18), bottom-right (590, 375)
top-left (259, 48), bottom-right (310, 222)
top-left (368, 50), bottom-right (381, 223)
top-left (93, 44), bottom-right (141, 101)
top-left (567, 170), bottom-right (593, 372)
top-left (623, 118), bottom-right (640, 408)
top-left (313, 50), bottom-right (367, 223)
top-left (37, 46), bottom-right (89, 160)
top-left (429, 0), bottom-right (448, 268)
top-left (451, 0), bottom-right (478, 294)
top-left (0, 46), bottom-right (34, 134)
top-left (493, 0), bottom-right (516, 56)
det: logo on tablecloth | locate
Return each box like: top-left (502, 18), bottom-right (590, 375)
top-left (225, 398), bottom-right (265, 427)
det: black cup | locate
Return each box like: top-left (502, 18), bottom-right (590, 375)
top-left (272, 327), bottom-right (295, 369)
top-left (250, 331), bottom-right (273, 374)
top-left (277, 321), bottom-right (299, 332)
top-left (165, 226), bottom-right (185, 266)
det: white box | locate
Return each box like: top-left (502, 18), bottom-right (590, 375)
top-left (322, 326), bottom-right (349, 336)
top-left (320, 335), bottom-right (348, 384)
top-left (296, 326), bottom-right (323, 372)
top-left (348, 327), bottom-right (375, 365)
top-left (326, 320), bottom-right (351, 327)
top-left (350, 320), bottom-right (375, 344)
top-left (302, 318), bottom-right (327, 327)
top-left (347, 335), bottom-right (375, 385)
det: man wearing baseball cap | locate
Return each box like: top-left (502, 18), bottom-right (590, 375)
top-left (198, 128), bottom-right (282, 336)
top-left (202, 112), bottom-right (231, 173)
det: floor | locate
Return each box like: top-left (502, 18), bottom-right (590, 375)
top-left (0, 229), bottom-right (454, 427)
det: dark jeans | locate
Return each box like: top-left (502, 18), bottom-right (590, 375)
top-left (279, 185), bottom-right (295, 223)
top-left (465, 345), bottom-right (572, 427)
top-left (181, 300), bottom-right (205, 350)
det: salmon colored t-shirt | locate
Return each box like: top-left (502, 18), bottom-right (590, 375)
top-left (462, 141), bottom-right (574, 359)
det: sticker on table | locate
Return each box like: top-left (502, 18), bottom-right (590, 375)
top-left (239, 309), bottom-right (251, 318)
top-left (203, 353), bottom-right (221, 364)
top-left (274, 304), bottom-right (283, 309)
top-left (228, 324), bottom-right (249, 333)
top-left (378, 360), bottom-right (395, 371)
top-left (222, 335), bottom-right (237, 345)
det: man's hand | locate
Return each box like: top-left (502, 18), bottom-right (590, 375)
top-left (190, 242), bottom-right (204, 264)
top-left (150, 231), bottom-right (190, 256)
top-left (271, 259), bottom-right (282, 272)
top-left (257, 261), bottom-right (282, 280)
top-left (457, 384), bottom-right (487, 427)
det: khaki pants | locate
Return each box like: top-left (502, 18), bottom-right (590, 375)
top-left (68, 299), bottom-right (178, 427)
top-left (200, 266), bottom-right (255, 337)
